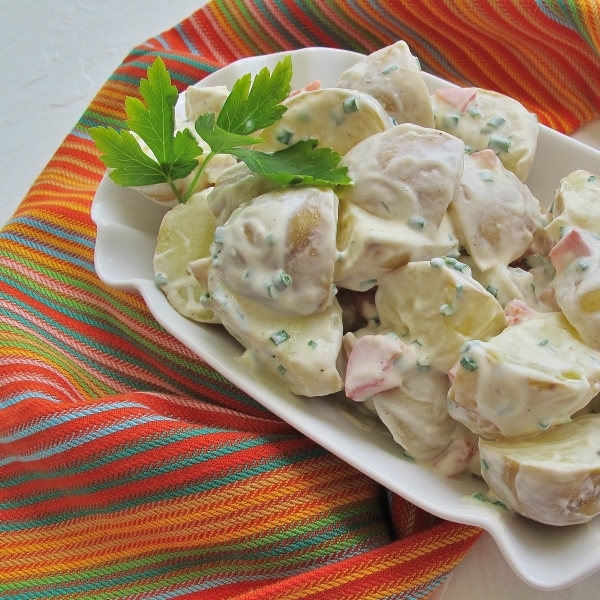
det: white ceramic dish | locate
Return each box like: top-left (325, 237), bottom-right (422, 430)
top-left (91, 47), bottom-right (600, 590)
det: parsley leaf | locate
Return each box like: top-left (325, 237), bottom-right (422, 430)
top-left (195, 113), bottom-right (262, 155)
top-left (216, 56), bottom-right (293, 135)
top-left (232, 140), bottom-right (352, 187)
top-left (90, 57), bottom-right (202, 203)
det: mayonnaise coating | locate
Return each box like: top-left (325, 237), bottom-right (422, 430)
top-left (432, 87), bottom-right (538, 182)
top-left (551, 228), bottom-right (600, 350)
top-left (545, 170), bottom-right (600, 242)
top-left (339, 123), bottom-right (465, 232)
top-left (206, 162), bottom-right (280, 225)
top-left (449, 150), bottom-right (544, 271)
top-left (334, 203), bottom-right (459, 291)
top-left (256, 88), bottom-right (394, 155)
top-left (480, 414), bottom-right (600, 525)
top-left (448, 312), bottom-right (600, 439)
top-left (210, 187), bottom-right (338, 316)
top-left (336, 40), bottom-right (434, 127)
top-left (375, 259), bottom-right (506, 373)
top-left (203, 279), bottom-right (343, 397)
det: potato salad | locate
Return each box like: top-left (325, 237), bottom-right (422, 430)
top-left (149, 41), bottom-right (600, 527)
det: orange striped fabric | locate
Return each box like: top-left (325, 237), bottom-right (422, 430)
top-left (1, 1), bottom-right (599, 598)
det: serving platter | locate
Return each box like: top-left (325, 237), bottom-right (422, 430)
top-left (91, 47), bottom-right (600, 590)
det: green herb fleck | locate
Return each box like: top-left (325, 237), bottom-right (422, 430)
top-left (486, 285), bottom-right (498, 298)
top-left (478, 170), bottom-right (494, 182)
top-left (308, 340), bottom-right (317, 349)
top-left (272, 271), bottom-right (292, 291)
top-left (154, 273), bottom-right (167, 287)
top-left (460, 355), bottom-right (478, 371)
top-left (488, 134), bottom-right (511, 153)
top-left (408, 215), bottom-right (426, 230)
top-left (439, 303), bottom-right (456, 316)
top-left (270, 330), bottom-right (290, 345)
top-left (539, 339), bottom-right (549, 346)
top-left (487, 115), bottom-right (506, 128)
top-left (468, 107), bottom-right (481, 117)
top-left (343, 98), bottom-right (359, 114)
top-left (276, 129), bottom-right (294, 145)
top-left (481, 459), bottom-right (489, 471)
top-left (382, 64), bottom-right (399, 75)
top-left (443, 113), bottom-right (460, 129)
top-left (277, 364), bottom-right (287, 375)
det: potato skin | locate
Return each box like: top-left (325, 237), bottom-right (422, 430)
top-left (479, 415), bottom-right (600, 525)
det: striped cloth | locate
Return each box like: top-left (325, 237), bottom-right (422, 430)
top-left (1, 1), bottom-right (599, 598)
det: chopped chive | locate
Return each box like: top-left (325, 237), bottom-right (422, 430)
top-left (410, 339), bottom-right (422, 347)
top-left (430, 257), bottom-right (445, 268)
top-left (530, 282), bottom-right (536, 291)
top-left (212, 256), bottom-right (220, 267)
top-left (382, 63), bottom-right (399, 74)
top-left (442, 113), bottom-right (460, 129)
top-left (487, 115), bottom-right (506, 128)
top-left (460, 356), bottom-right (478, 371)
top-left (589, 175), bottom-right (598, 182)
top-left (472, 492), bottom-right (487, 503)
top-left (408, 215), bottom-right (426, 230)
top-left (478, 170), bottom-right (494, 182)
top-left (400, 328), bottom-right (410, 338)
top-left (213, 226), bottom-right (225, 244)
top-left (486, 285), bottom-right (498, 298)
top-left (267, 233), bottom-right (275, 246)
top-left (276, 129), bottom-right (294, 145)
top-left (465, 144), bottom-right (473, 155)
top-left (468, 107), bottom-right (481, 117)
top-left (577, 260), bottom-right (590, 271)
top-left (370, 317), bottom-right (381, 326)
top-left (460, 342), bottom-right (470, 354)
top-left (453, 261), bottom-right (469, 273)
top-left (277, 364), bottom-right (287, 375)
top-left (308, 340), bottom-right (317, 349)
top-left (272, 271), bottom-right (292, 291)
top-left (343, 97), bottom-right (359, 113)
top-left (447, 251), bottom-right (461, 259)
top-left (488, 134), bottom-right (511, 153)
top-left (417, 357), bottom-right (431, 372)
top-left (549, 201), bottom-right (555, 214)
top-left (270, 330), bottom-right (290, 345)
top-left (539, 421), bottom-right (550, 430)
top-left (360, 278), bottom-right (378, 287)
top-left (439, 303), bottom-right (456, 316)
top-left (455, 283), bottom-right (464, 299)
top-left (559, 226), bottom-right (569, 239)
top-left (154, 273), bottom-right (167, 287)
top-left (539, 339), bottom-right (549, 346)
top-left (244, 270), bottom-right (251, 279)
top-left (391, 116), bottom-right (398, 126)
top-left (443, 257), bottom-right (457, 266)
top-left (481, 459), bottom-right (489, 471)
top-left (402, 450), bottom-right (415, 460)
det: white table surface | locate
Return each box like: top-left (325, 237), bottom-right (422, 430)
top-left (2, 1), bottom-right (600, 597)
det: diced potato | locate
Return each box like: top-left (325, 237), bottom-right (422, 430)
top-left (339, 124), bottom-right (465, 233)
top-left (432, 87), bottom-right (538, 181)
top-left (207, 162), bottom-right (280, 226)
top-left (153, 190), bottom-right (220, 322)
top-left (334, 201), bottom-right (459, 291)
top-left (551, 228), bottom-right (600, 350)
top-left (336, 41), bottom-right (434, 127)
top-left (449, 150), bottom-right (544, 271)
top-left (256, 88), bottom-right (394, 155)
top-left (448, 312), bottom-right (600, 439)
top-left (480, 414), bottom-right (600, 525)
top-left (211, 187), bottom-right (338, 316)
top-left (203, 279), bottom-right (343, 397)
top-left (545, 170), bottom-right (600, 241)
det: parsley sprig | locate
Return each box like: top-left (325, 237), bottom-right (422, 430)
top-left (91, 57), bottom-right (352, 204)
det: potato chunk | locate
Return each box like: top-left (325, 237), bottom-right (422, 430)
top-left (336, 41), bottom-right (434, 127)
top-left (375, 259), bottom-right (506, 373)
top-left (448, 312), bottom-right (600, 439)
top-left (211, 187), bottom-right (338, 316)
top-left (480, 414), bottom-right (600, 525)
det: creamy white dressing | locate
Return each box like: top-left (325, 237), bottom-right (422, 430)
top-left (431, 87), bottom-right (538, 182)
top-left (147, 41), bottom-right (600, 526)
